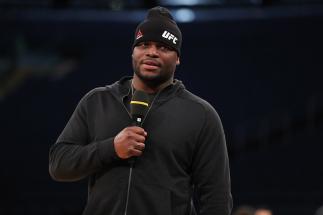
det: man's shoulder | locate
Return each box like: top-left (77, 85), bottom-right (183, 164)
top-left (80, 77), bottom-right (130, 104)
top-left (176, 90), bottom-right (223, 127)
top-left (179, 89), bottom-right (216, 113)
top-left (83, 86), bottom-right (111, 100)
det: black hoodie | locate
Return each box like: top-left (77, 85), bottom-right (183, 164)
top-left (49, 77), bottom-right (232, 215)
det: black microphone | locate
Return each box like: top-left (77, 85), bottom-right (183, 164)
top-left (128, 90), bottom-right (149, 165)
top-left (130, 90), bottom-right (149, 127)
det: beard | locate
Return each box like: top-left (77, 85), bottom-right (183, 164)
top-left (132, 60), bottom-right (175, 89)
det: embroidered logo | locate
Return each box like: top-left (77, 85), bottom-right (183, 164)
top-left (136, 30), bottom-right (143, 40)
top-left (162, 30), bottom-right (178, 44)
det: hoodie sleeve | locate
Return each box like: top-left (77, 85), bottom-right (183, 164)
top-left (191, 104), bottom-right (233, 215)
top-left (49, 92), bottom-right (119, 182)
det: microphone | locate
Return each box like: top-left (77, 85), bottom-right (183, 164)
top-left (128, 90), bottom-right (149, 165)
top-left (130, 90), bottom-right (149, 127)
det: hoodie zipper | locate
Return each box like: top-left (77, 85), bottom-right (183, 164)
top-left (118, 87), bottom-right (162, 215)
top-left (122, 89), bottom-right (162, 215)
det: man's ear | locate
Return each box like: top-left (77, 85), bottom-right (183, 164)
top-left (176, 57), bottom-right (180, 65)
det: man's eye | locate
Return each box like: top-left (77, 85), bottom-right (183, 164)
top-left (159, 45), bottom-right (171, 51)
top-left (142, 42), bottom-right (149, 47)
top-left (138, 43), bottom-right (147, 48)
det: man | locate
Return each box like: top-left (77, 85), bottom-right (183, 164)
top-left (49, 6), bottom-right (232, 215)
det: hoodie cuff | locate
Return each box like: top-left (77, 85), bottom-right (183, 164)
top-left (97, 137), bottom-right (120, 165)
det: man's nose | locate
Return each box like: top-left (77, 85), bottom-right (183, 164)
top-left (146, 45), bottom-right (159, 56)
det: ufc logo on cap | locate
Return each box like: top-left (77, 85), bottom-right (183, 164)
top-left (162, 31), bottom-right (178, 44)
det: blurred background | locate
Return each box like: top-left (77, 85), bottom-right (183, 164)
top-left (1, 0), bottom-right (323, 214)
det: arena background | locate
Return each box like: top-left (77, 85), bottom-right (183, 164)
top-left (1, 1), bottom-right (323, 214)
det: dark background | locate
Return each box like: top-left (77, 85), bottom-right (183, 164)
top-left (1, 1), bottom-right (323, 214)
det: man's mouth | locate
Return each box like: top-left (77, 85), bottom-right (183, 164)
top-left (142, 59), bottom-right (161, 70)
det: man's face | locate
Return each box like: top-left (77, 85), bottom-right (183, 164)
top-left (132, 41), bottom-right (180, 88)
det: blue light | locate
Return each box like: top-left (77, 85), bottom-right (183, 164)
top-left (175, 8), bottom-right (196, 22)
top-left (162, 0), bottom-right (200, 6)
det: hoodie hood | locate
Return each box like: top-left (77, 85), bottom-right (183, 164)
top-left (106, 76), bottom-right (186, 104)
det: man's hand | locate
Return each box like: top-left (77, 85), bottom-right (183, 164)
top-left (113, 126), bottom-right (147, 159)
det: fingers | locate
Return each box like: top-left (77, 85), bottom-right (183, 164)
top-left (128, 141), bottom-right (145, 157)
top-left (134, 142), bottom-right (145, 151)
top-left (122, 145), bottom-right (145, 158)
top-left (113, 126), bottom-right (148, 159)
top-left (129, 147), bottom-right (144, 157)
top-left (133, 142), bottom-right (145, 151)
top-left (125, 127), bottom-right (147, 143)
top-left (128, 126), bottom-right (148, 137)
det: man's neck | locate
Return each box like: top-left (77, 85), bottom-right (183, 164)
top-left (132, 76), bottom-right (173, 94)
